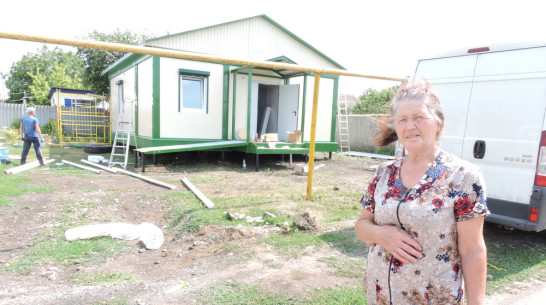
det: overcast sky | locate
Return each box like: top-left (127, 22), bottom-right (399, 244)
top-left (1, 0), bottom-right (544, 99)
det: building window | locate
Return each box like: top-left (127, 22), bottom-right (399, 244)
top-left (179, 69), bottom-right (210, 112)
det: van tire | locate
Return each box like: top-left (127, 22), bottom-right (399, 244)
top-left (83, 144), bottom-right (112, 154)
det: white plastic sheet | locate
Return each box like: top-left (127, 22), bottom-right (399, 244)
top-left (65, 222), bottom-right (164, 250)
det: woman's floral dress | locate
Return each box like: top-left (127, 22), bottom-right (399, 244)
top-left (360, 151), bottom-right (489, 305)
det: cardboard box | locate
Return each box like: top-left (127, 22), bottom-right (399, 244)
top-left (263, 133), bottom-right (278, 142)
top-left (288, 130), bottom-right (302, 144)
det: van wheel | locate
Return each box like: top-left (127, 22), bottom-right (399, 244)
top-left (83, 144), bottom-right (112, 154)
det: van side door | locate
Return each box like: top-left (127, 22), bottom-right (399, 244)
top-left (461, 47), bottom-right (546, 205)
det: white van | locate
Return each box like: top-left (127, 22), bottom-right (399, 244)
top-left (400, 43), bottom-right (546, 232)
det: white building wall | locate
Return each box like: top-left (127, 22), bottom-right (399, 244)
top-left (110, 67), bottom-right (136, 134)
top-left (147, 17), bottom-right (339, 70)
top-left (49, 92), bottom-right (94, 107)
top-left (159, 58), bottom-right (224, 139)
top-left (291, 76), bottom-right (334, 142)
top-left (137, 58), bottom-right (153, 137)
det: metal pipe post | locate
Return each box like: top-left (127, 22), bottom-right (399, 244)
top-left (306, 74), bottom-right (321, 199)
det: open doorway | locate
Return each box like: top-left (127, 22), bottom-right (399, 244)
top-left (251, 83), bottom-right (300, 141)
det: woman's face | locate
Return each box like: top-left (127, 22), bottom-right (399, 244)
top-left (394, 98), bottom-right (440, 155)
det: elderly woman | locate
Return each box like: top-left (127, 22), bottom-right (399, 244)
top-left (355, 83), bottom-right (489, 305)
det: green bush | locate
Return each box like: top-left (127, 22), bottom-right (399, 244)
top-left (0, 128), bottom-right (20, 143)
top-left (375, 147), bottom-right (395, 156)
top-left (42, 119), bottom-right (59, 136)
top-left (10, 117), bottom-right (21, 129)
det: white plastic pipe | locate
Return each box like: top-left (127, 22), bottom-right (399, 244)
top-left (4, 159), bottom-right (55, 174)
top-left (80, 159), bottom-right (119, 173)
top-left (117, 169), bottom-right (176, 189)
top-left (181, 177), bottom-right (214, 208)
top-left (62, 160), bottom-right (102, 174)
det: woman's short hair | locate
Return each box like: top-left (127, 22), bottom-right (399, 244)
top-left (374, 82), bottom-right (444, 146)
top-left (26, 107), bottom-right (36, 114)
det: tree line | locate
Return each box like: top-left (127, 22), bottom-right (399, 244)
top-left (1, 30), bottom-right (149, 105)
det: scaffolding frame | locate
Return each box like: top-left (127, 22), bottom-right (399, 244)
top-left (55, 89), bottom-right (111, 146)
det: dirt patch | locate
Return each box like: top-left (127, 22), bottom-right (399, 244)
top-left (0, 154), bottom-right (544, 304)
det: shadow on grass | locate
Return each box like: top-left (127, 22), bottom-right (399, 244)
top-left (318, 228), bottom-right (368, 258)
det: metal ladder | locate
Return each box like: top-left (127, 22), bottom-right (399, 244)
top-left (108, 100), bottom-right (134, 169)
top-left (337, 95), bottom-right (351, 155)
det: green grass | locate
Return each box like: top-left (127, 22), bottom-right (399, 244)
top-left (0, 168), bottom-right (54, 208)
top-left (165, 190), bottom-right (293, 233)
top-left (262, 258), bottom-right (283, 269)
top-left (165, 191), bottom-right (228, 232)
top-left (305, 286), bottom-right (367, 305)
top-left (318, 256), bottom-right (365, 278)
top-left (260, 229), bottom-right (367, 259)
top-left (58, 198), bottom-right (110, 224)
top-left (293, 188), bottom-right (362, 224)
top-left (197, 281), bottom-right (367, 305)
top-left (5, 236), bottom-right (131, 274)
top-left (486, 242), bottom-right (546, 293)
top-left (319, 230), bottom-right (368, 255)
top-left (261, 231), bottom-right (323, 257)
top-left (198, 281), bottom-right (299, 304)
top-left (71, 271), bottom-right (140, 285)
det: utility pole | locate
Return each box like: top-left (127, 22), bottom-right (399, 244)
top-left (22, 90), bottom-right (28, 116)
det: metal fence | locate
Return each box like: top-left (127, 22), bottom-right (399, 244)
top-left (0, 103), bottom-right (57, 129)
top-left (335, 114), bottom-right (395, 152)
top-left (58, 105), bottom-right (110, 145)
top-left (0, 103), bottom-right (110, 145)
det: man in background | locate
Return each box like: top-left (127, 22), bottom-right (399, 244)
top-left (20, 107), bottom-right (44, 166)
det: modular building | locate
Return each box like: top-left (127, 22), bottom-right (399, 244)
top-left (104, 15), bottom-right (345, 167)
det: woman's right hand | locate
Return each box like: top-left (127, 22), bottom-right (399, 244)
top-left (356, 209), bottom-right (423, 264)
top-left (378, 225), bottom-right (423, 264)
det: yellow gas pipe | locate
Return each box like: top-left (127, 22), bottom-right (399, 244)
top-left (0, 31), bottom-right (408, 200)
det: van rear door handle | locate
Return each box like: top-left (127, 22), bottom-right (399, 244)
top-left (473, 140), bottom-right (486, 159)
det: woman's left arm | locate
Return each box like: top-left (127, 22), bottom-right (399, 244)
top-left (457, 216), bottom-right (487, 305)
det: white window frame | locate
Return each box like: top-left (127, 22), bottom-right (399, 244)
top-left (178, 69), bottom-right (209, 113)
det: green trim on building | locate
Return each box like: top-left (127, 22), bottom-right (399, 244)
top-left (232, 72), bottom-right (237, 140)
top-left (233, 72), bottom-right (286, 79)
top-left (246, 68), bottom-right (253, 142)
top-left (178, 68), bottom-right (210, 77)
top-left (134, 65), bottom-right (139, 142)
top-left (106, 54), bottom-right (150, 79)
top-left (222, 65), bottom-right (230, 140)
top-left (245, 143), bottom-right (309, 155)
top-left (320, 74), bottom-right (339, 79)
top-left (177, 68), bottom-right (181, 113)
top-left (300, 74), bottom-right (308, 139)
top-left (131, 134), bottom-right (337, 155)
top-left (152, 56), bottom-right (161, 139)
top-left (331, 76), bottom-right (340, 142)
top-left (266, 56), bottom-right (297, 64)
top-left (133, 136), bottom-right (227, 150)
top-left (229, 66), bottom-right (293, 79)
top-left (234, 141), bottom-right (337, 154)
